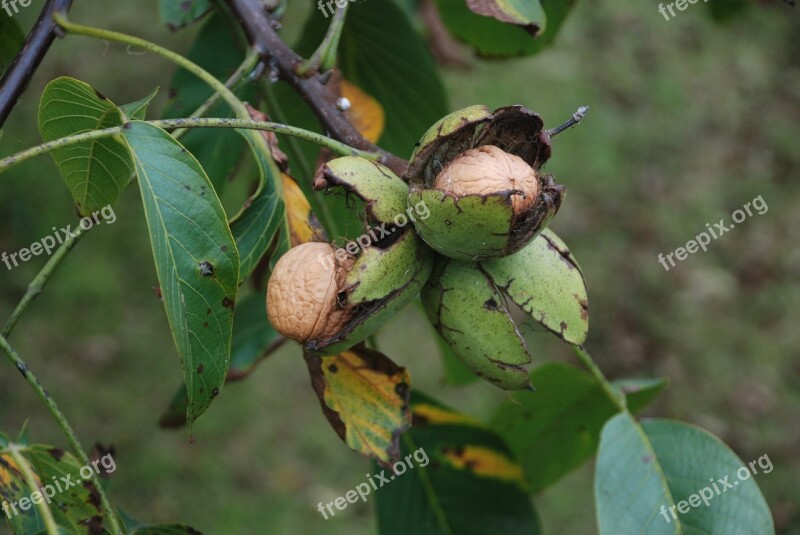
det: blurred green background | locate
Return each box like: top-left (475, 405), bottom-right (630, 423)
top-left (1, 0), bottom-right (799, 533)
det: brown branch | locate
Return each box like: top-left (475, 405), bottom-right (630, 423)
top-left (0, 0), bottom-right (74, 127)
top-left (224, 0), bottom-right (409, 177)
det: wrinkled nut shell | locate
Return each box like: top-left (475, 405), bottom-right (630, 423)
top-left (433, 145), bottom-right (539, 213)
top-left (267, 242), bottom-right (353, 343)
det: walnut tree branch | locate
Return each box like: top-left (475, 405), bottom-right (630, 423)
top-left (224, 0), bottom-right (409, 176)
top-left (0, 0), bottom-right (74, 127)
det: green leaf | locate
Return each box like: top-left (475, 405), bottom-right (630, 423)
top-left (0, 17), bottom-right (24, 76)
top-left (123, 121), bottom-right (239, 427)
top-left (298, 0), bottom-right (449, 156)
top-left (162, 13), bottom-right (256, 193)
top-left (120, 87), bottom-right (160, 120)
top-left (615, 377), bottom-right (668, 413)
top-left (436, 0), bottom-right (577, 57)
top-left (595, 415), bottom-right (774, 535)
top-left (644, 419), bottom-right (774, 534)
top-left (38, 77), bottom-right (136, 216)
top-left (492, 362), bottom-right (666, 493)
top-left (228, 129), bottom-right (287, 283)
top-left (481, 229), bottom-right (589, 345)
top-left (1, 443), bottom-right (109, 533)
top-left (158, 0), bottom-right (213, 29)
top-left (527, 0), bottom-right (579, 54)
top-left (375, 392), bottom-right (540, 534)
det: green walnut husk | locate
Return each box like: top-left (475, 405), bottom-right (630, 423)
top-left (422, 228), bottom-right (589, 390)
top-left (407, 105), bottom-right (565, 261)
top-left (293, 156), bottom-right (435, 355)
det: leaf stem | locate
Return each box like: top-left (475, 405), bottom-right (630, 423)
top-left (173, 48), bottom-right (262, 140)
top-left (1, 231), bottom-right (85, 338)
top-left (0, 118), bottom-right (380, 174)
top-left (52, 13), bottom-right (249, 120)
top-left (573, 346), bottom-right (627, 412)
top-left (297, 4), bottom-right (349, 76)
top-left (5, 445), bottom-right (59, 535)
top-left (0, 335), bottom-right (123, 534)
top-left (547, 106), bottom-right (590, 138)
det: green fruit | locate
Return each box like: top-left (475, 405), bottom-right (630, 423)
top-left (407, 105), bottom-right (565, 261)
top-left (422, 229), bottom-right (589, 390)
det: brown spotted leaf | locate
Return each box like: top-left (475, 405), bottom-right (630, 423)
top-left (0, 440), bottom-right (107, 533)
top-left (305, 345), bottom-right (411, 464)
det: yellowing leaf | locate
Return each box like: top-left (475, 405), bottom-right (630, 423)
top-left (412, 403), bottom-right (482, 427)
top-left (0, 453), bottom-right (22, 488)
top-left (281, 173), bottom-right (325, 246)
top-left (441, 445), bottom-right (526, 488)
top-left (341, 80), bottom-right (386, 143)
top-left (305, 345), bottom-right (411, 463)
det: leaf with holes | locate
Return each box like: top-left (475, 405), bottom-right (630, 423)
top-left (123, 121), bottom-right (239, 428)
top-left (305, 345), bottom-right (411, 464)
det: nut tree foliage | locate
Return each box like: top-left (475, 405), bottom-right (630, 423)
top-left (0, 0), bottom-right (777, 534)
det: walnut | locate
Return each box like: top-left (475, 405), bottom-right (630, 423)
top-left (433, 145), bottom-right (540, 213)
top-left (266, 242), bottom-right (354, 343)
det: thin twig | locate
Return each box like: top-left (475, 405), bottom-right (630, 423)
top-left (0, 117), bottom-right (381, 174)
top-left (573, 346), bottom-right (627, 412)
top-left (173, 48), bottom-right (262, 140)
top-left (547, 106), bottom-right (590, 138)
top-left (297, 4), bottom-right (349, 77)
top-left (225, 0), bottom-right (409, 176)
top-left (0, 0), bottom-right (74, 127)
